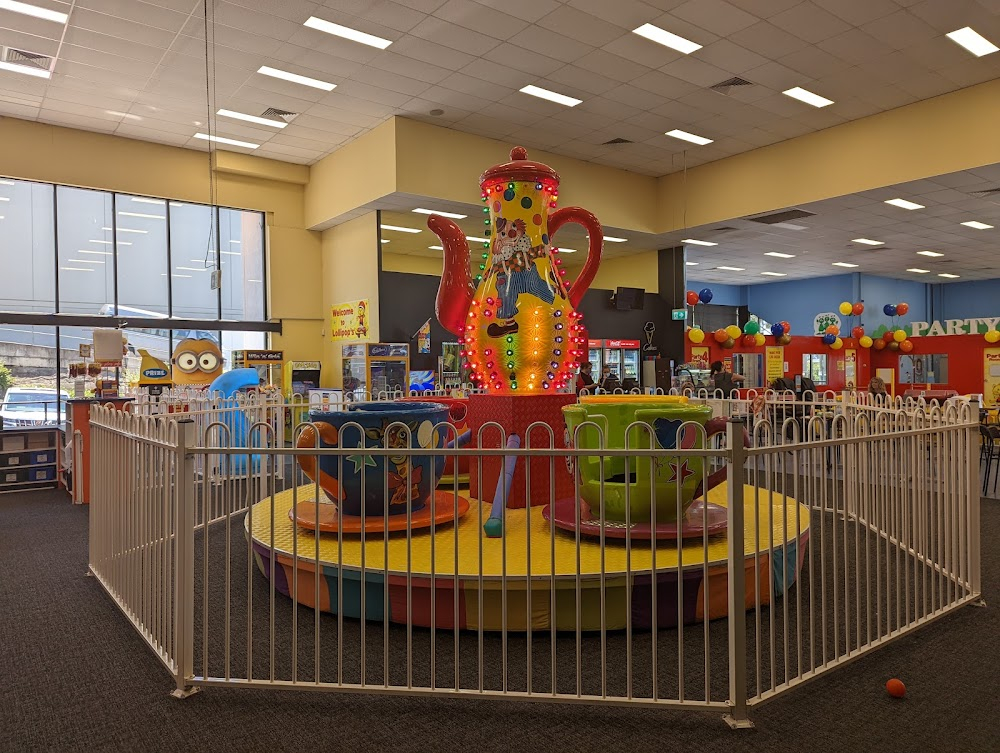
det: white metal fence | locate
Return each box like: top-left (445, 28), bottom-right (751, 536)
top-left (86, 394), bottom-right (982, 724)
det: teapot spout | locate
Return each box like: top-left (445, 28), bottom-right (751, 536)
top-left (428, 215), bottom-right (475, 336)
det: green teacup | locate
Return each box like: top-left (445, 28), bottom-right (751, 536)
top-left (562, 396), bottom-right (726, 524)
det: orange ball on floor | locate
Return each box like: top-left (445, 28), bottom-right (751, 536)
top-left (886, 678), bottom-right (906, 698)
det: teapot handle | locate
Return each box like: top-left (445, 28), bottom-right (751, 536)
top-left (549, 207), bottom-right (603, 309)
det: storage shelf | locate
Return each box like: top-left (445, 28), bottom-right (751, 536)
top-left (0, 446), bottom-right (57, 455)
top-left (1, 462), bottom-right (58, 469)
top-left (0, 479), bottom-right (59, 491)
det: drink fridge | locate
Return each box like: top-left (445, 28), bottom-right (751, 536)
top-left (589, 339), bottom-right (642, 387)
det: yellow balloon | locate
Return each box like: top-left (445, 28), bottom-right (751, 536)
top-left (859, 335), bottom-right (873, 348)
top-left (838, 301), bottom-right (852, 316)
top-left (688, 327), bottom-right (705, 344)
top-left (893, 329), bottom-right (906, 343)
top-left (753, 333), bottom-right (765, 346)
top-left (725, 324), bottom-right (741, 340)
top-left (985, 330), bottom-right (1000, 344)
top-left (831, 337), bottom-right (844, 350)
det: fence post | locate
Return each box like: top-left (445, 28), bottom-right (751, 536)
top-left (724, 417), bottom-right (753, 729)
top-left (967, 398), bottom-right (984, 605)
top-left (171, 419), bottom-right (199, 699)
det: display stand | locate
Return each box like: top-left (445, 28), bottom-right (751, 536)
top-left (66, 397), bottom-right (132, 504)
top-left (0, 426), bottom-right (61, 494)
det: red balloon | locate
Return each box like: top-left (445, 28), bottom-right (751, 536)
top-left (896, 302), bottom-right (909, 316)
top-left (852, 302), bottom-right (864, 316)
top-left (714, 328), bottom-right (729, 343)
top-left (780, 321), bottom-right (791, 334)
top-left (686, 290), bottom-right (700, 306)
top-left (852, 326), bottom-right (865, 339)
top-left (874, 339), bottom-right (886, 351)
top-left (883, 330), bottom-right (896, 343)
top-left (741, 334), bottom-right (756, 347)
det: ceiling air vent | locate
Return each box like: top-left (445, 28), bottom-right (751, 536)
top-left (3, 47), bottom-right (51, 72)
top-left (747, 209), bottom-right (816, 225)
top-left (602, 137), bottom-right (633, 145)
top-left (968, 187), bottom-right (1000, 197)
top-left (711, 76), bottom-right (753, 94)
top-left (711, 226), bottom-right (738, 232)
top-left (261, 107), bottom-right (298, 123)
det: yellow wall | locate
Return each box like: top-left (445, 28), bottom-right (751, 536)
top-left (582, 251), bottom-right (659, 294)
top-left (381, 253), bottom-right (442, 276)
top-left (320, 213), bottom-right (380, 385)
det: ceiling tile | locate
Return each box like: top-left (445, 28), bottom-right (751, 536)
top-left (468, 0), bottom-right (560, 23)
top-left (537, 5), bottom-right (628, 47)
top-left (729, 20), bottom-right (812, 58)
top-left (432, 0), bottom-right (530, 40)
top-left (508, 24), bottom-right (594, 63)
top-left (769, 2), bottom-right (852, 44)
top-left (407, 15), bottom-right (503, 55)
top-left (672, 0), bottom-right (761, 36)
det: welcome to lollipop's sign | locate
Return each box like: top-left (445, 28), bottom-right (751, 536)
top-left (910, 318), bottom-right (1000, 336)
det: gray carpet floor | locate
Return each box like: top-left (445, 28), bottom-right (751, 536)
top-left (1, 486), bottom-right (997, 753)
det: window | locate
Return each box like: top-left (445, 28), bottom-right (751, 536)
top-left (899, 354), bottom-right (949, 385)
top-left (803, 354), bottom-right (828, 384)
top-left (116, 194), bottom-right (169, 316)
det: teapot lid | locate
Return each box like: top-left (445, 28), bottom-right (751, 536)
top-left (479, 146), bottom-right (560, 187)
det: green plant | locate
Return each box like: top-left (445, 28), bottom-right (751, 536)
top-left (0, 362), bottom-right (12, 397)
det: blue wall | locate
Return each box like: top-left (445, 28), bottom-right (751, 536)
top-left (935, 280), bottom-right (1000, 320)
top-left (687, 280), bottom-right (744, 307)
top-left (857, 275), bottom-right (928, 333)
top-left (745, 274), bottom-right (854, 335)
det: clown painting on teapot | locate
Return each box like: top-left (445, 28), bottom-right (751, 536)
top-left (428, 147), bottom-right (604, 394)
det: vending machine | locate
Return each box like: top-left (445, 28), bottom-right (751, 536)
top-left (600, 339), bottom-right (642, 388)
top-left (342, 343), bottom-right (410, 397)
top-left (587, 339), bottom-right (603, 374)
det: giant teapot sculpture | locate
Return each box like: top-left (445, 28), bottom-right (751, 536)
top-left (428, 147), bottom-right (603, 394)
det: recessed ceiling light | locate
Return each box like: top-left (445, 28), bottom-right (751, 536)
top-left (917, 250), bottom-right (944, 257)
top-left (765, 251), bottom-right (795, 258)
top-left (68, 258), bottom-right (104, 264)
top-left (412, 208), bottom-right (466, 219)
top-left (761, 272), bottom-right (787, 276)
top-left (832, 262), bottom-right (858, 268)
top-left (782, 86), bottom-right (834, 108)
top-left (0, 60), bottom-right (51, 79)
top-left (217, 109), bottom-right (287, 129)
top-left (61, 267), bottom-right (94, 272)
top-left (666, 129), bottom-right (713, 146)
top-left (380, 224), bottom-right (420, 233)
top-left (380, 239), bottom-right (390, 244)
top-left (885, 198), bottom-right (924, 210)
top-left (193, 133), bottom-right (260, 150)
top-left (632, 23), bottom-right (702, 54)
top-left (683, 238), bottom-right (717, 246)
top-left (257, 66), bottom-right (336, 91)
top-left (107, 227), bottom-right (147, 234)
top-left (961, 221), bottom-right (994, 229)
top-left (555, 247), bottom-right (577, 253)
top-left (946, 27), bottom-right (999, 57)
top-left (303, 16), bottom-right (392, 49)
top-left (229, 240), bottom-right (240, 244)
top-left (938, 273), bottom-right (960, 279)
top-left (118, 212), bottom-right (164, 220)
top-left (429, 245), bottom-right (444, 251)
top-left (0, 197), bottom-right (9, 201)
top-left (604, 235), bottom-right (627, 242)
top-left (718, 266), bottom-right (744, 271)
top-left (519, 84), bottom-right (582, 107)
top-left (685, 261), bottom-right (698, 266)
top-left (107, 110), bottom-right (142, 121)
top-left (0, 0), bottom-right (67, 23)
top-left (466, 235), bottom-right (490, 243)
top-left (131, 197), bottom-right (164, 205)
top-left (851, 238), bottom-right (883, 246)
top-left (89, 240), bottom-right (112, 245)
top-left (907, 268), bottom-right (930, 274)
top-left (78, 250), bottom-right (112, 256)
top-left (220, 251), bottom-right (240, 256)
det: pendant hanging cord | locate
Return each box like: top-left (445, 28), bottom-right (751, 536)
top-left (202, 0), bottom-right (219, 268)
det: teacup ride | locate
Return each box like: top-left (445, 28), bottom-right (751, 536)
top-left (396, 395), bottom-right (472, 485)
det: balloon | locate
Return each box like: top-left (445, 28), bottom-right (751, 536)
top-left (721, 337), bottom-right (735, 349)
top-left (822, 333), bottom-right (836, 345)
top-left (831, 337), bottom-right (844, 350)
top-left (686, 290), bottom-right (700, 306)
top-left (781, 321), bottom-right (791, 334)
top-left (726, 324), bottom-right (742, 340)
top-left (851, 326), bottom-right (865, 339)
top-left (753, 333), bottom-right (765, 347)
top-left (883, 303), bottom-right (897, 316)
top-left (838, 301), bottom-right (852, 316)
top-left (874, 338), bottom-right (886, 351)
top-left (824, 325), bottom-right (840, 336)
top-left (714, 328), bottom-right (729, 343)
top-left (986, 330), bottom-right (1000, 344)
top-left (888, 341), bottom-right (900, 351)
top-left (771, 323), bottom-right (785, 337)
top-left (896, 302), bottom-right (909, 316)
top-left (859, 335), bottom-right (873, 348)
top-left (883, 330), bottom-right (896, 343)
top-left (688, 327), bottom-right (705, 344)
top-left (852, 302), bottom-right (865, 316)
top-left (900, 339), bottom-right (914, 353)
top-left (893, 329), bottom-right (906, 343)
top-left (778, 334), bottom-right (792, 346)
top-left (699, 288), bottom-right (714, 304)
top-left (743, 320), bottom-right (759, 335)
top-left (742, 334), bottom-right (756, 347)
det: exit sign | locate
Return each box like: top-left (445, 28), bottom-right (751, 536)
top-left (671, 309), bottom-right (688, 321)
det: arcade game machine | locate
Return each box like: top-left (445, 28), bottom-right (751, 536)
top-left (234, 349), bottom-right (284, 390)
top-left (342, 343), bottom-right (410, 397)
top-left (282, 359), bottom-right (321, 439)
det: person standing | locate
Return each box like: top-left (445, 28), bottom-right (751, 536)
top-left (710, 360), bottom-right (744, 396)
top-left (576, 361), bottom-right (594, 394)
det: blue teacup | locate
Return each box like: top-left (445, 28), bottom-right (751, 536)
top-left (296, 401), bottom-right (449, 517)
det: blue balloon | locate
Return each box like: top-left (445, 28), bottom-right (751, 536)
top-left (822, 333), bottom-right (836, 345)
top-left (698, 287), bottom-right (714, 304)
top-left (770, 323), bottom-right (785, 337)
top-left (883, 303), bottom-right (897, 316)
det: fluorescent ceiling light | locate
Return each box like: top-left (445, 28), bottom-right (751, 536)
top-left (217, 108), bottom-right (287, 129)
top-left (193, 133), bottom-right (260, 150)
top-left (0, 60), bottom-right (50, 79)
top-left (381, 239), bottom-right (389, 244)
top-left (131, 197), bottom-right (164, 205)
top-left (257, 65), bottom-right (336, 91)
top-left (229, 240), bottom-right (240, 244)
top-left (78, 250), bottom-right (112, 256)
top-left (429, 245), bottom-right (444, 251)
top-left (221, 250), bottom-right (241, 256)
top-left (0, 0), bottom-right (67, 23)
top-left (380, 224), bottom-right (420, 233)
top-left (907, 268), bottom-right (930, 273)
top-left (61, 267), bottom-right (94, 272)
top-left (304, 16), bottom-right (392, 49)
top-left (169, 201), bottom-right (186, 208)
top-left (666, 129), bottom-right (713, 146)
top-left (555, 247), bottom-right (577, 253)
top-left (946, 27), bottom-right (999, 57)
top-left (161, 273), bottom-right (193, 278)
top-left (782, 86), bottom-right (834, 108)
top-left (918, 250), bottom-right (944, 257)
top-left (938, 273), bottom-right (960, 279)
top-left (765, 251), bottom-right (795, 258)
top-left (632, 23), bottom-right (701, 54)
top-left (685, 261), bottom-right (698, 266)
top-left (68, 259), bottom-right (104, 264)
top-left (466, 235), bottom-right (490, 243)
top-left (885, 198), bottom-right (924, 210)
top-left (761, 272), bottom-right (787, 277)
top-left (412, 207), bottom-right (466, 219)
top-left (852, 238), bottom-right (883, 246)
top-left (683, 238), bottom-right (717, 246)
top-left (0, 196), bottom-right (8, 201)
top-left (519, 84), bottom-right (582, 107)
top-left (603, 236), bottom-right (627, 243)
top-left (89, 240), bottom-right (112, 245)
top-left (718, 266), bottom-right (744, 271)
top-left (248, 279), bottom-right (261, 283)
top-left (175, 266), bottom-right (210, 272)
top-left (114, 227), bottom-right (147, 234)
top-left (107, 110), bottom-right (141, 121)
top-left (961, 221), bottom-right (993, 229)
top-left (0, 179), bottom-right (14, 185)
top-left (118, 211), bottom-right (164, 220)
top-left (832, 262), bottom-right (858, 268)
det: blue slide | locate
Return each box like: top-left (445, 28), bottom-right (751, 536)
top-left (208, 368), bottom-right (261, 474)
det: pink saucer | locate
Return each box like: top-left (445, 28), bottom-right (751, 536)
top-left (541, 498), bottom-right (728, 541)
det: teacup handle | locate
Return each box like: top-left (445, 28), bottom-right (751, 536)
top-left (693, 417), bottom-right (750, 500)
top-left (549, 207), bottom-right (603, 308)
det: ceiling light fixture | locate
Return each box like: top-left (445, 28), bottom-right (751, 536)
top-left (175, 266), bottom-right (211, 272)
top-left (961, 221), bottom-right (994, 229)
top-left (257, 65), bottom-right (336, 91)
top-left (519, 84), bottom-right (582, 107)
top-left (429, 245), bottom-right (444, 251)
top-left (782, 86), bottom-right (834, 107)
top-left (61, 267), bottom-right (94, 272)
top-left (555, 247), bottom-right (577, 253)
top-left (89, 240), bottom-right (112, 245)
top-left (946, 27), bottom-right (999, 57)
top-left (718, 266), bottom-right (744, 271)
top-left (907, 268), bottom-right (930, 273)
top-left (761, 272), bottom-right (787, 277)
top-left (683, 238), bottom-right (717, 246)
top-left (131, 197), bottom-right (164, 205)
top-left (380, 224), bottom-right (421, 233)
top-left (118, 212), bottom-right (164, 220)
top-left (666, 129), bottom-right (713, 145)
top-left (0, 0), bottom-right (67, 23)
top-left (917, 250), bottom-right (944, 257)
top-left (193, 133), bottom-right (260, 149)
top-left (852, 238), bottom-right (884, 246)
top-left (0, 196), bottom-right (9, 201)
top-left (632, 23), bottom-right (702, 54)
top-left (0, 180), bottom-right (14, 185)
top-left (765, 251), bottom-right (795, 258)
top-left (217, 108), bottom-right (288, 128)
top-left (466, 235), bottom-right (490, 243)
top-left (381, 239), bottom-right (390, 244)
top-left (220, 251), bottom-right (241, 256)
top-left (412, 208), bottom-right (466, 219)
top-left (0, 60), bottom-right (51, 79)
top-left (68, 258), bottom-right (104, 264)
top-left (106, 227), bottom-right (148, 234)
top-left (885, 198), bottom-right (925, 210)
top-left (603, 236), bottom-right (627, 242)
top-left (832, 262), bottom-right (858, 268)
top-left (107, 110), bottom-right (141, 121)
top-left (78, 249), bottom-right (112, 255)
top-left (938, 273), bottom-right (960, 279)
top-left (303, 16), bottom-right (392, 49)
top-left (685, 261), bottom-right (698, 266)
top-left (229, 240), bottom-right (240, 244)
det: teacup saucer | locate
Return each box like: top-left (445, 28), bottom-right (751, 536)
top-left (289, 490), bottom-right (471, 535)
top-left (541, 498), bottom-right (728, 541)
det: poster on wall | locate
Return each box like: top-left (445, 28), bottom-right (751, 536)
top-left (845, 349), bottom-right (857, 391)
top-left (690, 346), bottom-right (710, 370)
top-left (765, 346), bottom-right (784, 383)
top-left (984, 349), bottom-right (1000, 407)
top-left (416, 319), bottom-right (431, 354)
top-left (330, 299), bottom-right (370, 342)
top-left (813, 312), bottom-right (841, 336)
